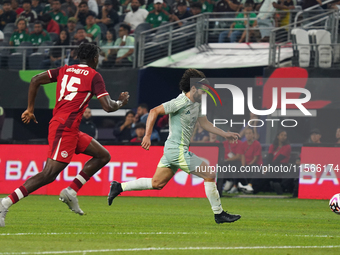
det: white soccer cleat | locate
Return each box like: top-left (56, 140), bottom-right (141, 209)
top-left (227, 186), bottom-right (239, 194)
top-left (223, 181), bottom-right (233, 192)
top-left (59, 188), bottom-right (84, 215)
top-left (238, 182), bottom-right (254, 194)
top-left (0, 198), bottom-right (8, 227)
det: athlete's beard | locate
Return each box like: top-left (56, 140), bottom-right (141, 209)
top-left (131, 6), bottom-right (139, 12)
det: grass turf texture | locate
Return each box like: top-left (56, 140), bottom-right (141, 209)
top-left (0, 195), bottom-right (339, 255)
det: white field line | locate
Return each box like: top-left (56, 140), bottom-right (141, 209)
top-left (0, 246), bottom-right (340, 255)
top-left (0, 232), bottom-right (339, 238)
top-left (0, 232), bottom-right (196, 236)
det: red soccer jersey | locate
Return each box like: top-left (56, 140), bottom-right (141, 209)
top-left (240, 140), bottom-right (263, 165)
top-left (268, 144), bottom-right (291, 163)
top-left (223, 140), bottom-right (242, 159)
top-left (48, 64), bottom-right (108, 130)
top-left (130, 137), bottom-right (142, 143)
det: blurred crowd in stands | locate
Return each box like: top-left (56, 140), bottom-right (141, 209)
top-left (1, 0), bottom-right (339, 69)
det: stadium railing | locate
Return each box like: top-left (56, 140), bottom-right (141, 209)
top-left (268, 9), bottom-right (339, 68)
top-left (0, 7), bottom-right (337, 70)
top-left (293, 0), bottom-right (335, 26)
top-left (0, 45), bottom-right (135, 70)
top-left (135, 9), bottom-right (332, 68)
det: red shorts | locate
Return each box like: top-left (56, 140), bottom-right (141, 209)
top-left (48, 120), bottom-right (93, 163)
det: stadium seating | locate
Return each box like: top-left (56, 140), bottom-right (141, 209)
top-left (8, 53), bottom-right (23, 69)
top-left (28, 23), bottom-right (35, 33)
top-left (291, 28), bottom-right (310, 67)
top-left (97, 22), bottom-right (108, 41)
top-left (0, 47), bottom-right (10, 68)
top-left (17, 41), bottom-right (34, 56)
top-left (29, 53), bottom-right (45, 69)
top-left (308, 29), bottom-right (332, 68)
top-left (134, 23), bottom-right (152, 39)
top-left (113, 23), bottom-right (121, 41)
top-left (0, 7), bottom-right (337, 70)
top-left (37, 41), bottom-right (53, 55)
top-left (315, 30), bottom-right (332, 68)
top-left (307, 30), bottom-right (317, 65)
top-left (49, 32), bottom-right (59, 42)
top-left (4, 32), bottom-right (12, 45)
top-left (3, 23), bottom-right (15, 34)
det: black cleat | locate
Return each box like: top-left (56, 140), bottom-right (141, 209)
top-left (108, 181), bottom-right (123, 206)
top-left (214, 211), bottom-right (241, 224)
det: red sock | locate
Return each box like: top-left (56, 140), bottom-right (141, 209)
top-left (69, 171), bottom-right (90, 192)
top-left (9, 186), bottom-right (28, 204)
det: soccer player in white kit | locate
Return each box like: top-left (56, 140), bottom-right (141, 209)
top-left (108, 69), bottom-right (241, 224)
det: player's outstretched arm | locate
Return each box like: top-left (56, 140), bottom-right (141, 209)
top-left (198, 116), bottom-right (240, 143)
top-left (141, 105), bottom-right (165, 150)
top-left (22, 71), bottom-right (52, 124)
top-left (98, 92), bottom-right (129, 113)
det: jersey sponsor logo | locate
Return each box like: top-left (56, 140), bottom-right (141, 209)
top-left (61, 151), bottom-right (68, 158)
top-left (185, 110), bottom-right (190, 114)
top-left (65, 67), bottom-right (89, 76)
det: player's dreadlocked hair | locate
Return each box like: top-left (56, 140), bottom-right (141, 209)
top-left (179, 69), bottom-right (206, 93)
top-left (76, 43), bottom-right (100, 62)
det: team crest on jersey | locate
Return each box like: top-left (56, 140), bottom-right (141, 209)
top-left (61, 151), bottom-right (68, 158)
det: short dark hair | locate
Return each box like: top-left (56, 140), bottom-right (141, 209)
top-left (34, 20), bottom-right (42, 26)
top-left (79, 1), bottom-right (88, 7)
top-left (138, 103), bottom-right (148, 111)
top-left (76, 43), bottom-right (100, 62)
top-left (53, 0), bottom-right (61, 2)
top-left (310, 128), bottom-right (321, 135)
top-left (76, 27), bottom-right (86, 32)
top-left (86, 12), bottom-right (95, 18)
top-left (15, 17), bottom-right (28, 27)
top-left (22, 0), bottom-right (32, 4)
top-left (120, 23), bottom-right (131, 34)
top-left (135, 122), bottom-right (146, 129)
top-left (179, 69), bottom-right (205, 93)
top-left (3, 0), bottom-right (11, 5)
top-left (191, 2), bottom-right (202, 9)
top-left (40, 13), bottom-right (52, 22)
top-left (244, 1), bottom-right (253, 7)
top-left (125, 110), bottom-right (135, 117)
top-left (245, 0), bottom-right (254, 5)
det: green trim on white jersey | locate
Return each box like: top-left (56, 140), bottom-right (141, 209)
top-left (162, 92), bottom-right (202, 150)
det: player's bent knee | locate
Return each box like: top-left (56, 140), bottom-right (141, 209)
top-left (152, 180), bottom-right (166, 190)
top-left (102, 151), bottom-right (111, 164)
top-left (99, 148), bottom-right (111, 163)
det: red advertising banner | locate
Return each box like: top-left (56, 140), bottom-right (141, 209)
top-left (299, 147), bottom-right (340, 199)
top-left (0, 145), bottom-right (219, 198)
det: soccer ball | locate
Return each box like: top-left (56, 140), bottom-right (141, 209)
top-left (329, 193), bottom-right (340, 214)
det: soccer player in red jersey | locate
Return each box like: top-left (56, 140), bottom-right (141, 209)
top-left (0, 43), bottom-right (129, 227)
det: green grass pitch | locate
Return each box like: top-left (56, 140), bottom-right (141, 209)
top-left (0, 195), bottom-right (339, 255)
